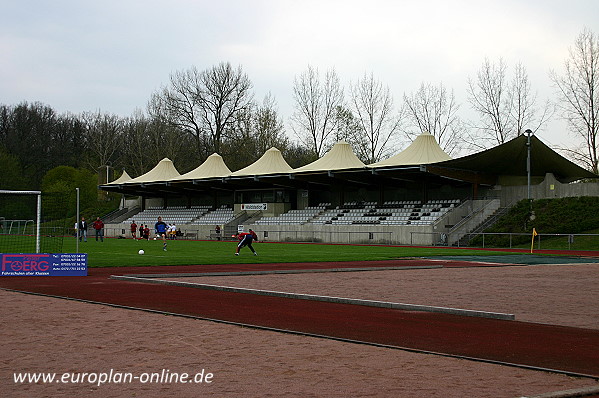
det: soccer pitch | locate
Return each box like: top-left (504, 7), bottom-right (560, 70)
top-left (60, 237), bottom-right (512, 268)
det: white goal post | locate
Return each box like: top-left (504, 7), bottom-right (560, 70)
top-left (0, 190), bottom-right (42, 253)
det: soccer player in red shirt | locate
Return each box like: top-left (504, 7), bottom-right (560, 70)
top-left (234, 229), bottom-right (258, 256)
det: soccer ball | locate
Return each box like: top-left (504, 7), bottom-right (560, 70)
top-left (138, 249), bottom-right (145, 255)
top-left (153, 237), bottom-right (157, 240)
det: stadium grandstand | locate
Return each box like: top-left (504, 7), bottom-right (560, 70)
top-left (99, 132), bottom-right (598, 245)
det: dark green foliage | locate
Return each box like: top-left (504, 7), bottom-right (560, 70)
top-left (0, 149), bottom-right (27, 190)
top-left (40, 166), bottom-right (120, 227)
top-left (474, 197), bottom-right (599, 246)
top-left (0, 102), bottom-right (86, 188)
top-left (0, 95), bottom-right (305, 192)
top-left (42, 166), bottom-right (96, 219)
top-left (495, 197), bottom-right (599, 233)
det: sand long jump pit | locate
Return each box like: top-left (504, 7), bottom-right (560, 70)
top-left (2, 255), bottom-right (599, 397)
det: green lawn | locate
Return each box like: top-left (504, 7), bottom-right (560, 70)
top-left (59, 237), bottom-right (521, 268)
top-left (3, 234), bottom-right (596, 268)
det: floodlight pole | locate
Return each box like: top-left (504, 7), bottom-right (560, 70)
top-left (525, 129), bottom-right (533, 200)
top-left (105, 162), bottom-right (111, 199)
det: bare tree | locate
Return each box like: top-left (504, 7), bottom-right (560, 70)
top-left (121, 111), bottom-right (193, 176)
top-left (148, 67), bottom-right (204, 155)
top-left (253, 93), bottom-right (288, 155)
top-left (220, 93), bottom-right (291, 170)
top-left (349, 73), bottom-right (401, 163)
top-left (467, 59), bottom-right (553, 150)
top-left (466, 58), bottom-right (513, 148)
top-left (148, 62), bottom-right (253, 159)
top-left (550, 28), bottom-right (599, 174)
top-left (121, 112), bottom-right (151, 177)
top-left (403, 82), bottom-right (465, 156)
top-left (333, 105), bottom-right (369, 161)
top-left (198, 62), bottom-right (254, 155)
top-left (511, 62), bottom-right (553, 137)
top-left (81, 111), bottom-right (122, 173)
top-left (291, 66), bottom-right (344, 157)
top-left (221, 106), bottom-right (255, 170)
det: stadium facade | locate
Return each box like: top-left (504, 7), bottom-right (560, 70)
top-left (100, 133), bottom-right (598, 245)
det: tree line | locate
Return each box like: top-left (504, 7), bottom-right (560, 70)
top-left (1, 28), bottom-right (597, 192)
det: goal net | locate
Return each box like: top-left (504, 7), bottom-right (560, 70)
top-left (0, 190), bottom-right (70, 254)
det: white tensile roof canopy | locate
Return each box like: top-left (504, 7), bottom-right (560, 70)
top-left (231, 147), bottom-right (293, 176)
top-left (100, 133), bottom-right (597, 198)
top-left (172, 153), bottom-right (232, 180)
top-left (370, 132), bottom-right (452, 167)
top-left (108, 135), bottom-right (450, 186)
top-left (107, 170), bottom-right (132, 185)
top-left (123, 158), bottom-right (181, 184)
top-left (293, 141), bottom-right (366, 173)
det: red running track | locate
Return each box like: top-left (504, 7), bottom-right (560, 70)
top-left (1, 259), bottom-right (598, 378)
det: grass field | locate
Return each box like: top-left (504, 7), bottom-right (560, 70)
top-left (56, 237), bottom-right (534, 268)
top-left (3, 233), bottom-right (597, 268)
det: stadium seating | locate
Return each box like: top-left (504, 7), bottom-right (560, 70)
top-left (309, 200), bottom-right (460, 226)
top-left (190, 205), bottom-right (235, 225)
top-left (123, 206), bottom-right (211, 226)
top-left (123, 204), bottom-right (238, 226)
top-left (122, 200), bottom-right (460, 228)
top-left (254, 204), bottom-right (329, 225)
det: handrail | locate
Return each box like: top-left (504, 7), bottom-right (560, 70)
top-left (449, 199), bottom-right (499, 234)
top-left (431, 199), bottom-right (470, 229)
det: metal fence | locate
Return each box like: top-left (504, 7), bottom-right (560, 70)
top-left (411, 231), bottom-right (599, 250)
top-left (102, 226), bottom-right (598, 250)
top-left (256, 230), bottom-right (394, 244)
top-left (105, 227), bottom-right (395, 245)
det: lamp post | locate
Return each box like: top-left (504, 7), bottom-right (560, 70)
top-left (105, 162), bottom-right (112, 199)
top-left (105, 162), bottom-right (112, 184)
top-left (524, 129), bottom-right (536, 223)
top-left (525, 129), bottom-right (533, 200)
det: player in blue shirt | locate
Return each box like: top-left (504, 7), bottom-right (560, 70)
top-left (155, 216), bottom-right (168, 251)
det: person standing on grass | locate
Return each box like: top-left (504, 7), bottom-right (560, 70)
top-left (130, 221), bottom-right (137, 239)
top-left (139, 223), bottom-right (144, 240)
top-left (92, 217), bottom-right (104, 242)
top-left (78, 217), bottom-right (88, 242)
top-left (234, 229), bottom-right (258, 256)
top-left (155, 216), bottom-right (168, 251)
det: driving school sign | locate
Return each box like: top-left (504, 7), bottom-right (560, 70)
top-left (1, 253), bottom-right (88, 276)
top-left (241, 203), bottom-right (267, 211)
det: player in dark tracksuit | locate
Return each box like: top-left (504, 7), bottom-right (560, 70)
top-left (235, 229), bottom-right (258, 256)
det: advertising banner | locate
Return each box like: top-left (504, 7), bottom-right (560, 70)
top-left (240, 203), bottom-right (267, 211)
top-left (1, 253), bottom-right (88, 276)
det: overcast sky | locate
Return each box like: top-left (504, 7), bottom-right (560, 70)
top-left (2, 0), bottom-right (598, 150)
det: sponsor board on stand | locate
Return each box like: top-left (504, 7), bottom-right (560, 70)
top-left (240, 203), bottom-right (267, 211)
